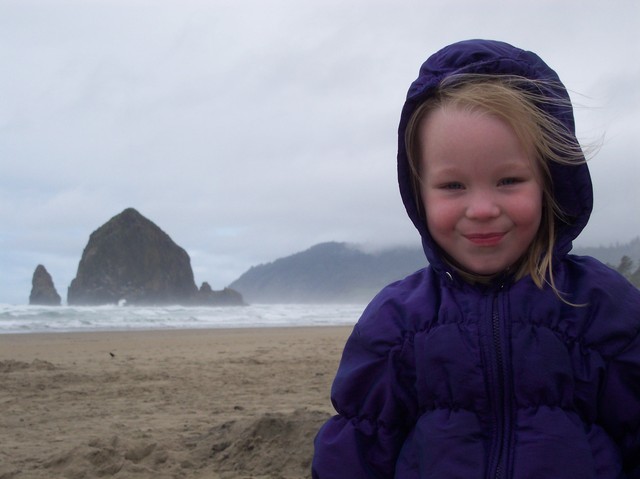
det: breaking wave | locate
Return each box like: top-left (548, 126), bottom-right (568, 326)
top-left (0, 303), bottom-right (362, 334)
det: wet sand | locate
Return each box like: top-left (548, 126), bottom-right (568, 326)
top-left (0, 326), bottom-right (351, 478)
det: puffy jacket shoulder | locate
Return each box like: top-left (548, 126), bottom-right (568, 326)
top-left (312, 267), bottom-right (440, 478)
top-left (561, 255), bottom-right (640, 476)
top-left (562, 255), bottom-right (640, 355)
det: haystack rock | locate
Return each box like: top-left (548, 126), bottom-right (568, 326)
top-left (29, 264), bottom-right (61, 306)
top-left (67, 208), bottom-right (200, 306)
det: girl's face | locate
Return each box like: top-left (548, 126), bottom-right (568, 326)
top-left (418, 105), bottom-right (543, 276)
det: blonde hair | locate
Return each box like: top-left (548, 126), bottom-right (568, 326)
top-left (404, 74), bottom-right (586, 295)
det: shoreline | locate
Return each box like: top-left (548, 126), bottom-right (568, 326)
top-left (0, 325), bottom-right (351, 478)
top-left (0, 323), bottom-right (353, 336)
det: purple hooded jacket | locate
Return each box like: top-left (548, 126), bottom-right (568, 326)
top-left (312, 40), bottom-right (640, 478)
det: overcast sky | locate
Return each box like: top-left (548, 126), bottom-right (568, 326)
top-left (1, 0), bottom-right (639, 304)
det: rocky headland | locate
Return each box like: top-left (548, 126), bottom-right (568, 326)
top-left (67, 208), bottom-right (243, 306)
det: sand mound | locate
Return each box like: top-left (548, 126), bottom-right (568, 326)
top-left (42, 436), bottom-right (170, 479)
top-left (36, 409), bottom-right (329, 478)
top-left (207, 409), bottom-right (330, 477)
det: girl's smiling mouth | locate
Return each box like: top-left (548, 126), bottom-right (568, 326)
top-left (464, 232), bottom-right (506, 246)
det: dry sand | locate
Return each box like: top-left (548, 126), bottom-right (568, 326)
top-left (0, 326), bottom-right (352, 479)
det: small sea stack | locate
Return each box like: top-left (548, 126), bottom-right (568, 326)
top-left (29, 264), bottom-right (61, 306)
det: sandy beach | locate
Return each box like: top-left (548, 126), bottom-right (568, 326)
top-left (0, 326), bottom-right (352, 479)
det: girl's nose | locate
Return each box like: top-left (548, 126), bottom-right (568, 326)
top-left (465, 191), bottom-right (500, 220)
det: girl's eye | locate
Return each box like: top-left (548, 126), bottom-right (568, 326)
top-left (498, 177), bottom-right (522, 186)
top-left (441, 182), bottom-right (464, 190)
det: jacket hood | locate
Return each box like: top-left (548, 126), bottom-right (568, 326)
top-left (397, 39), bottom-right (593, 272)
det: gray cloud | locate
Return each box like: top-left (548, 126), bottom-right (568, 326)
top-left (1, 0), bottom-right (639, 303)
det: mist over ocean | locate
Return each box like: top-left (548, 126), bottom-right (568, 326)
top-left (0, 303), bottom-right (363, 334)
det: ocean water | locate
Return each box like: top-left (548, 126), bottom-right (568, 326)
top-left (0, 303), bottom-right (364, 334)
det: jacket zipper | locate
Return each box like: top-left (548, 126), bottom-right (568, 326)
top-left (491, 292), bottom-right (509, 479)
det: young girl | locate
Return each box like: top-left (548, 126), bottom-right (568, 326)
top-left (312, 39), bottom-right (640, 478)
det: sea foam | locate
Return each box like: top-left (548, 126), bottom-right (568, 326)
top-left (0, 303), bottom-right (362, 334)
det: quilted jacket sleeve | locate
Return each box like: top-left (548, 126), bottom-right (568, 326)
top-left (595, 278), bottom-right (640, 478)
top-left (312, 300), bottom-right (418, 478)
top-left (600, 325), bottom-right (640, 478)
